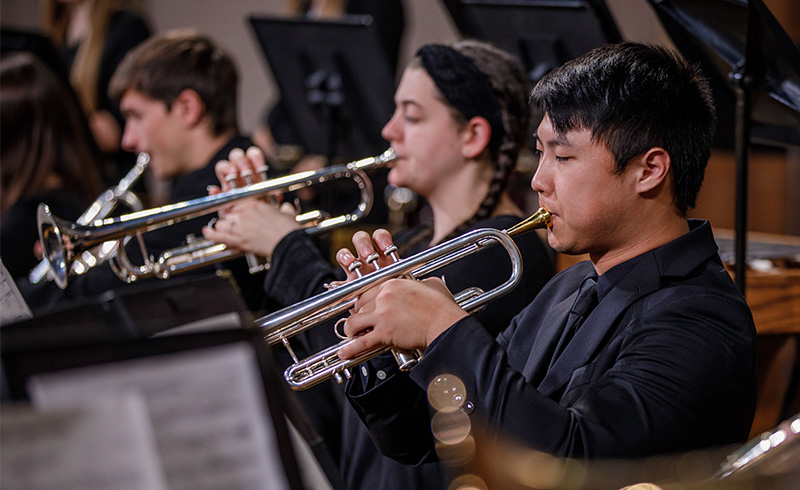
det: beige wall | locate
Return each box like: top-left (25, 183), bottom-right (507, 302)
top-left (4, 0), bottom-right (666, 135)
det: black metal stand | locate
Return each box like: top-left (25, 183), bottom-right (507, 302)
top-left (732, 64), bottom-right (751, 293)
top-left (648, 0), bottom-right (800, 295)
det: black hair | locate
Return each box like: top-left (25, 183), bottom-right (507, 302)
top-left (531, 42), bottom-right (716, 214)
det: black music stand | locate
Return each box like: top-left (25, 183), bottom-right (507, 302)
top-left (249, 14), bottom-right (395, 162)
top-left (647, 0), bottom-right (800, 293)
top-left (1, 270), bottom-right (347, 490)
top-left (442, 0), bottom-right (622, 85)
top-left (0, 271), bottom-right (253, 353)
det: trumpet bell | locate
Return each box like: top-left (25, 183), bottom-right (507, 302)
top-left (37, 204), bottom-right (71, 289)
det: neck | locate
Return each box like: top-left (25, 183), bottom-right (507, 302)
top-left (426, 163), bottom-right (493, 245)
top-left (181, 128), bottom-right (236, 175)
top-left (590, 211), bottom-right (689, 275)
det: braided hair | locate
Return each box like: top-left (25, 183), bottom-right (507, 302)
top-left (399, 40), bottom-right (530, 254)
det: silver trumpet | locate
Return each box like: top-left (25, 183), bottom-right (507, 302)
top-left (259, 207), bottom-right (552, 391)
top-left (28, 152), bottom-right (150, 284)
top-left (38, 148), bottom-right (397, 289)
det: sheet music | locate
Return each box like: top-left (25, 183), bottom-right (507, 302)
top-left (0, 396), bottom-right (168, 490)
top-left (28, 343), bottom-right (291, 490)
top-left (0, 259), bottom-right (32, 326)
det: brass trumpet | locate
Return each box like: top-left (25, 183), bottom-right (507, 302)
top-left (38, 148), bottom-right (397, 289)
top-left (258, 207), bottom-right (552, 390)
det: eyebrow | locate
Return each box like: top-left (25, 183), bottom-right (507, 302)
top-left (532, 130), bottom-right (572, 147)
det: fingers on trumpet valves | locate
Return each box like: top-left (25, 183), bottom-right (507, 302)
top-left (383, 244), bottom-right (399, 263)
top-left (255, 164), bottom-right (269, 182)
top-left (224, 172), bottom-right (238, 189)
top-left (245, 145), bottom-right (270, 182)
top-left (239, 169), bottom-right (253, 185)
top-left (227, 148), bottom-right (253, 187)
top-left (365, 252), bottom-right (381, 270)
top-left (372, 228), bottom-right (395, 251)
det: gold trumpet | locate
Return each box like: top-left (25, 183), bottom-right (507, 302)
top-left (38, 148), bottom-right (397, 289)
top-left (258, 207), bottom-right (552, 391)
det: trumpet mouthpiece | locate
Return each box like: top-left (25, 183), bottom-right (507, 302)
top-left (505, 207), bottom-right (551, 237)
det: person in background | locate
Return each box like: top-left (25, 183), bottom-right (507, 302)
top-left (18, 30), bottom-right (266, 313)
top-left (333, 42), bottom-right (757, 475)
top-left (42, 0), bottom-right (151, 184)
top-left (204, 39), bottom-right (556, 490)
top-left (1, 51), bottom-right (103, 280)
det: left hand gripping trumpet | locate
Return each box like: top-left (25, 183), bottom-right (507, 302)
top-left (258, 207), bottom-right (552, 390)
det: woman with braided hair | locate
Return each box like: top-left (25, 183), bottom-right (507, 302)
top-left (204, 39), bottom-right (554, 490)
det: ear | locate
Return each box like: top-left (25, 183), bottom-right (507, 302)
top-left (634, 147), bottom-right (671, 194)
top-left (461, 116), bottom-right (493, 160)
top-left (170, 89), bottom-right (206, 127)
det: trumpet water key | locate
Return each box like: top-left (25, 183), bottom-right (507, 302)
top-left (258, 207), bottom-right (552, 390)
top-left (38, 148), bottom-right (397, 289)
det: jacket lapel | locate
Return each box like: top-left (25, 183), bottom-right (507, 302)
top-left (521, 293), bottom-right (576, 384)
top-left (533, 220), bottom-right (720, 398)
top-left (537, 254), bottom-right (662, 397)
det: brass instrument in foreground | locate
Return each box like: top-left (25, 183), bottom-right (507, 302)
top-left (259, 207), bottom-right (552, 391)
top-left (29, 152), bottom-right (150, 284)
top-left (38, 148), bottom-right (397, 289)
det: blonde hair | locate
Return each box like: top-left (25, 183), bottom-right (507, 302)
top-left (284, 0), bottom-right (347, 18)
top-left (42, 0), bottom-right (118, 114)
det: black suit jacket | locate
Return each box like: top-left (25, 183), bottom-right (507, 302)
top-left (348, 220), bottom-right (757, 463)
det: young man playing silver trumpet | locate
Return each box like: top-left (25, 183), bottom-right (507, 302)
top-left (19, 30), bottom-right (267, 311)
top-left (329, 41), bottom-right (757, 466)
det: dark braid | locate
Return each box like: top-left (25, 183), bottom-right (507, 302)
top-left (441, 40), bottom-right (531, 243)
top-left (399, 40), bottom-right (531, 254)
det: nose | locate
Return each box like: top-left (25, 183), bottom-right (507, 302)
top-left (530, 156), bottom-right (548, 195)
top-left (120, 123), bottom-right (139, 153)
top-left (381, 110), bottom-right (401, 143)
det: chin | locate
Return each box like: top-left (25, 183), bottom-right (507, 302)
top-left (547, 231), bottom-right (574, 256)
top-left (387, 168), bottom-right (406, 188)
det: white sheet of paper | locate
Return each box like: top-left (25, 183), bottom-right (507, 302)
top-left (0, 259), bottom-right (32, 326)
top-left (28, 342), bottom-right (291, 490)
top-left (0, 395), bottom-right (168, 490)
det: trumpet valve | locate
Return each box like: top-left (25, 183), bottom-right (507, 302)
top-left (383, 244), bottom-right (399, 262)
top-left (256, 164), bottom-right (269, 181)
top-left (366, 252), bottom-right (381, 270)
top-left (348, 260), bottom-right (364, 278)
top-left (392, 349), bottom-right (422, 371)
top-left (240, 169), bottom-right (253, 185)
top-left (333, 368), bottom-right (352, 384)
